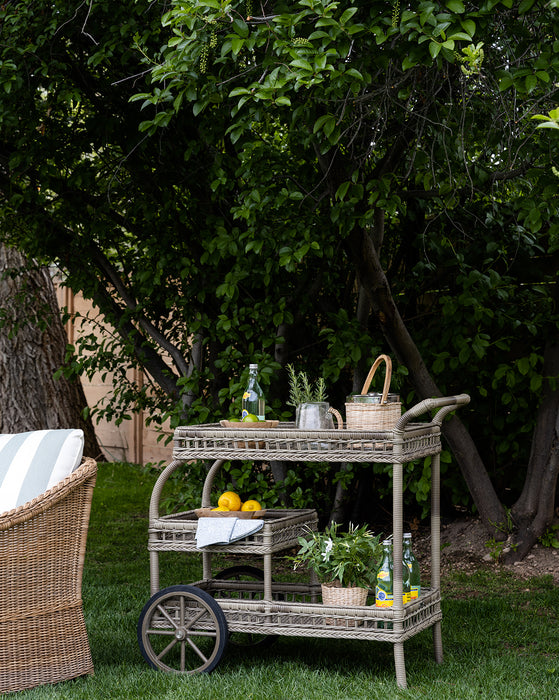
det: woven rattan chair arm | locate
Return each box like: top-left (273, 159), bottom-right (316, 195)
top-left (0, 458), bottom-right (97, 531)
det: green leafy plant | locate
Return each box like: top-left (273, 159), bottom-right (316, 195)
top-left (286, 364), bottom-right (327, 406)
top-left (484, 537), bottom-right (518, 561)
top-left (291, 522), bottom-right (383, 588)
top-left (539, 524), bottom-right (559, 549)
top-left (484, 537), bottom-right (506, 561)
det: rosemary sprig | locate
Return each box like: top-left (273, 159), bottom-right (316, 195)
top-left (286, 364), bottom-right (328, 407)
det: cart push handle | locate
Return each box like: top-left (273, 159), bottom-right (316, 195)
top-left (394, 393), bottom-right (470, 431)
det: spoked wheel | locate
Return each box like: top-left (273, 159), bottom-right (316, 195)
top-left (138, 585), bottom-right (228, 674)
top-left (214, 565), bottom-right (278, 648)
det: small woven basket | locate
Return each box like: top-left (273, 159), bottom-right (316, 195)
top-left (321, 581), bottom-right (368, 607)
top-left (345, 355), bottom-right (402, 431)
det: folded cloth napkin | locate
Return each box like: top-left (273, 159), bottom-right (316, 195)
top-left (195, 517), bottom-right (264, 548)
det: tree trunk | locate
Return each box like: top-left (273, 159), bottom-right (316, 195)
top-left (0, 244), bottom-right (102, 458)
top-left (345, 226), bottom-right (508, 536)
top-left (503, 340), bottom-right (559, 562)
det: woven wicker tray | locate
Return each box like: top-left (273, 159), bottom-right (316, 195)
top-left (149, 508), bottom-right (317, 554)
top-left (220, 420), bottom-right (279, 429)
top-left (194, 508), bottom-right (266, 519)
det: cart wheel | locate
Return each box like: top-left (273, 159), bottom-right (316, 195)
top-left (215, 565), bottom-right (278, 648)
top-left (138, 585), bottom-right (228, 674)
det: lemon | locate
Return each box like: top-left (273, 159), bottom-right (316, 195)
top-left (242, 414), bottom-right (259, 422)
top-left (218, 491), bottom-right (242, 511)
top-left (241, 499), bottom-right (262, 512)
top-left (211, 505), bottom-right (230, 512)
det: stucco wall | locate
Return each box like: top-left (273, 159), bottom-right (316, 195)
top-left (56, 284), bottom-right (172, 466)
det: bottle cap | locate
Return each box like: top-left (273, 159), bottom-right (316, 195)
top-left (249, 363), bottom-right (258, 370)
top-left (404, 532), bottom-right (411, 538)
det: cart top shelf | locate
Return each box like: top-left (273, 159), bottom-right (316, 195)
top-left (173, 394), bottom-right (469, 464)
top-left (173, 422), bottom-right (438, 462)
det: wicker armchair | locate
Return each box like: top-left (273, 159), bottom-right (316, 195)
top-left (0, 458), bottom-right (97, 694)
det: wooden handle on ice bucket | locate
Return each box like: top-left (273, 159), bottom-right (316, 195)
top-left (360, 354), bottom-right (392, 404)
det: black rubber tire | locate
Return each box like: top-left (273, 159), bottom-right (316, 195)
top-left (138, 585), bottom-right (228, 674)
top-left (214, 565), bottom-right (278, 648)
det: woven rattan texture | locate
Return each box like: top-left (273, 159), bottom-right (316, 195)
top-left (0, 458), bottom-right (97, 694)
top-left (321, 582), bottom-right (368, 607)
top-left (149, 509), bottom-right (318, 554)
top-left (173, 422), bottom-right (441, 463)
top-left (199, 579), bottom-right (441, 643)
top-left (345, 402), bottom-right (402, 431)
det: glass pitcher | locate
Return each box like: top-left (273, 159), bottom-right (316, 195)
top-left (295, 402), bottom-right (342, 430)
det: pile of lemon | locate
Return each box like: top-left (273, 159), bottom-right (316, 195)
top-left (212, 491), bottom-right (262, 512)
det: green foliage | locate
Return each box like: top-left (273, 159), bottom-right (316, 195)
top-left (484, 537), bottom-right (517, 562)
top-left (1, 0), bottom-right (559, 524)
top-left (539, 524), bottom-right (559, 549)
top-left (156, 456), bottom-right (346, 517)
top-left (291, 522), bottom-right (383, 587)
top-left (532, 107), bottom-right (559, 130)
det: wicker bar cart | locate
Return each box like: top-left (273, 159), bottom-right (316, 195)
top-left (138, 394), bottom-right (469, 689)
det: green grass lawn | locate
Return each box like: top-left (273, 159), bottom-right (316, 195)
top-left (7, 462), bottom-right (559, 699)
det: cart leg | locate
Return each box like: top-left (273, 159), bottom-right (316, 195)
top-left (150, 550), bottom-right (160, 596)
top-left (433, 620), bottom-right (443, 664)
top-left (394, 642), bottom-right (407, 689)
top-left (202, 550), bottom-right (212, 580)
top-left (263, 553), bottom-right (273, 600)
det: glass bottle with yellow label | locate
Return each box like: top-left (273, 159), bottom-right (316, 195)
top-left (376, 539), bottom-right (411, 607)
top-left (375, 540), bottom-right (394, 607)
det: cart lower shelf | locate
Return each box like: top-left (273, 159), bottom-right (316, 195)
top-left (137, 579), bottom-right (443, 684)
top-left (199, 579), bottom-right (441, 642)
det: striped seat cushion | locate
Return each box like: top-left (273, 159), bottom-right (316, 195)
top-left (0, 429), bottom-right (84, 513)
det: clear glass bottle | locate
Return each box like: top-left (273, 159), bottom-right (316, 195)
top-left (241, 364), bottom-right (265, 420)
top-left (403, 532), bottom-right (421, 600)
top-left (402, 553), bottom-right (411, 604)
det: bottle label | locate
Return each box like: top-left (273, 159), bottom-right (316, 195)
top-left (242, 392), bottom-right (250, 400)
top-left (375, 587), bottom-right (393, 607)
top-left (410, 586), bottom-right (420, 599)
top-left (375, 569), bottom-right (393, 608)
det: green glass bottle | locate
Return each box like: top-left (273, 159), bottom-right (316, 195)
top-left (403, 532), bottom-right (421, 600)
top-left (375, 540), bottom-right (394, 608)
top-left (241, 364), bottom-right (265, 420)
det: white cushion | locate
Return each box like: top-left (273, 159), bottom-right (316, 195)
top-left (0, 429), bottom-right (84, 512)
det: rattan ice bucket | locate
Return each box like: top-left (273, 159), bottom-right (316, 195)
top-left (345, 355), bottom-right (402, 430)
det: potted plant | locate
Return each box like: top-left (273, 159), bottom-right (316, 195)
top-left (286, 365), bottom-right (341, 429)
top-left (291, 522), bottom-right (383, 606)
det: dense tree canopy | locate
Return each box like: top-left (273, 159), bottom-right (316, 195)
top-left (0, 0), bottom-right (558, 556)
